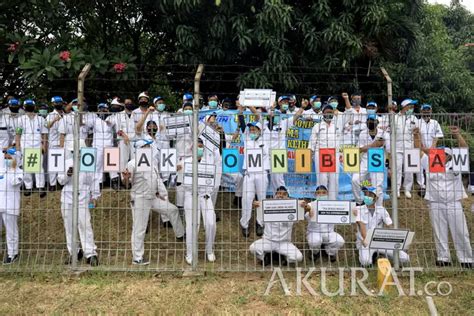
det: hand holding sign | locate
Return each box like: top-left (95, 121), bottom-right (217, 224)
top-left (67, 167), bottom-right (74, 177)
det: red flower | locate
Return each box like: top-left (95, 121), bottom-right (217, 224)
top-left (59, 50), bottom-right (71, 61)
top-left (7, 43), bottom-right (18, 52)
top-left (113, 62), bottom-right (127, 73)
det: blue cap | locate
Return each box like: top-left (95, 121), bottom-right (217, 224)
top-left (278, 95), bottom-right (290, 103)
top-left (309, 95), bottom-right (319, 102)
top-left (327, 96), bottom-right (338, 102)
top-left (421, 103), bottom-right (432, 110)
top-left (366, 101), bottom-right (378, 108)
top-left (182, 101), bottom-right (193, 108)
top-left (134, 139), bottom-right (154, 148)
top-left (153, 96), bottom-right (163, 104)
top-left (71, 98), bottom-right (78, 103)
top-left (183, 93), bottom-right (193, 101)
top-left (315, 185), bottom-right (328, 192)
top-left (23, 99), bottom-right (35, 106)
top-left (98, 103), bottom-right (108, 109)
top-left (6, 148), bottom-right (16, 155)
top-left (322, 103), bottom-right (333, 112)
top-left (8, 99), bottom-right (19, 106)
top-left (401, 99), bottom-right (418, 107)
top-left (362, 186), bottom-right (377, 196)
top-left (51, 96), bottom-right (63, 103)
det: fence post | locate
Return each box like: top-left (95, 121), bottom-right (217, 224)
top-left (71, 63), bottom-right (91, 270)
top-left (192, 64), bottom-right (205, 270)
top-left (381, 67), bottom-right (399, 269)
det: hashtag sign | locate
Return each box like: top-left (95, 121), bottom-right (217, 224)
top-left (23, 148), bottom-right (42, 173)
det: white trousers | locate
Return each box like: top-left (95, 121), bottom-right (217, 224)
top-left (429, 201), bottom-right (473, 263)
top-left (241, 173), bottom-right (268, 228)
top-left (1, 213), bottom-right (19, 257)
top-left (95, 146), bottom-right (119, 184)
top-left (352, 169), bottom-right (384, 205)
top-left (23, 167), bottom-right (45, 189)
top-left (184, 193), bottom-right (216, 258)
top-left (232, 173), bottom-right (244, 198)
top-left (131, 197), bottom-right (184, 261)
top-left (249, 238), bottom-right (303, 263)
top-left (395, 152), bottom-right (413, 194)
top-left (118, 140), bottom-right (132, 171)
top-left (357, 242), bottom-right (410, 266)
top-left (307, 231), bottom-right (345, 256)
top-left (270, 173), bottom-right (285, 194)
top-left (61, 203), bottom-right (97, 258)
top-left (315, 150), bottom-right (339, 200)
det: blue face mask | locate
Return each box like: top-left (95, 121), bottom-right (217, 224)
top-left (183, 109), bottom-right (193, 115)
top-left (39, 109), bottom-right (48, 117)
top-left (281, 103), bottom-right (289, 111)
top-left (72, 105), bottom-right (78, 112)
top-left (157, 103), bottom-right (166, 112)
top-left (367, 109), bottom-right (376, 115)
top-left (317, 195), bottom-right (328, 201)
top-left (249, 133), bottom-right (259, 141)
top-left (313, 101), bottom-right (321, 110)
top-left (329, 102), bottom-right (338, 108)
top-left (197, 147), bottom-right (204, 158)
top-left (363, 196), bottom-right (375, 206)
top-left (208, 101), bottom-right (218, 109)
top-left (405, 109), bottom-right (414, 116)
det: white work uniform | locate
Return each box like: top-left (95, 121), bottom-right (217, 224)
top-left (306, 201), bottom-right (344, 256)
top-left (341, 107), bottom-right (368, 146)
top-left (355, 204), bottom-right (410, 266)
top-left (58, 158), bottom-right (99, 258)
top-left (351, 126), bottom-right (386, 205)
top-left (309, 118), bottom-right (342, 200)
top-left (416, 119), bottom-right (444, 190)
top-left (249, 220), bottom-right (303, 263)
top-left (394, 114), bottom-right (418, 195)
top-left (57, 112), bottom-right (90, 155)
top-left (421, 155), bottom-right (473, 263)
top-left (84, 115), bottom-right (118, 184)
top-left (46, 110), bottom-right (63, 186)
top-left (16, 114), bottom-right (47, 189)
top-left (240, 133), bottom-right (270, 229)
top-left (125, 158), bottom-right (184, 262)
top-left (182, 153), bottom-right (217, 261)
top-left (107, 111), bottom-right (136, 171)
top-left (0, 109), bottom-right (13, 149)
top-left (0, 164), bottom-right (23, 258)
top-left (302, 109), bottom-right (322, 122)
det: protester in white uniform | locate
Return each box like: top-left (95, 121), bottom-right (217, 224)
top-left (249, 186), bottom-right (303, 265)
top-left (354, 187), bottom-right (410, 267)
top-left (302, 185), bottom-right (345, 262)
top-left (0, 147), bottom-right (23, 264)
top-left (16, 99), bottom-right (48, 197)
top-left (45, 96), bottom-right (65, 190)
top-left (414, 126), bottom-right (473, 268)
top-left (201, 94), bottom-right (220, 111)
top-left (121, 139), bottom-right (185, 265)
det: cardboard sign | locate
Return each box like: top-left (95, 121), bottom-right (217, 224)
top-left (239, 89), bottom-right (276, 108)
top-left (315, 200), bottom-right (352, 224)
top-left (160, 149), bottom-right (177, 173)
top-left (271, 149), bottom-right (288, 173)
top-left (404, 149), bottom-right (421, 173)
top-left (343, 148), bottom-right (359, 173)
top-left (23, 148), bottom-right (42, 173)
top-left (80, 148), bottom-right (96, 172)
top-left (367, 228), bottom-right (414, 250)
top-left (261, 199), bottom-right (299, 222)
top-left (318, 148), bottom-right (336, 173)
top-left (222, 148), bottom-right (240, 173)
top-left (246, 148), bottom-right (264, 173)
top-left (104, 147), bottom-right (120, 172)
top-left (164, 115), bottom-right (191, 136)
top-left (429, 148), bottom-right (445, 173)
top-left (295, 149), bottom-right (312, 173)
top-left (368, 148), bottom-right (384, 173)
top-left (135, 148), bottom-right (152, 172)
top-left (183, 163), bottom-right (216, 188)
top-left (199, 125), bottom-right (221, 150)
top-left (48, 148), bottom-right (65, 172)
top-left (451, 148), bottom-right (469, 173)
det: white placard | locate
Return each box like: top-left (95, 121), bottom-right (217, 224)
top-left (199, 125), bottom-right (220, 150)
top-left (135, 148), bottom-right (152, 172)
top-left (261, 199), bottom-right (299, 222)
top-left (404, 149), bottom-right (421, 173)
top-left (48, 148), bottom-right (65, 172)
top-left (246, 148), bottom-right (264, 173)
top-left (366, 228), bottom-right (414, 250)
top-left (451, 148), bottom-right (470, 173)
top-left (164, 115), bottom-right (191, 136)
top-left (239, 89), bottom-right (276, 108)
top-left (183, 163), bottom-right (215, 188)
top-left (160, 149), bottom-right (177, 173)
top-left (315, 200), bottom-right (352, 224)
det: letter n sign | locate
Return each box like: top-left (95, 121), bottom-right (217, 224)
top-left (271, 149), bottom-right (287, 173)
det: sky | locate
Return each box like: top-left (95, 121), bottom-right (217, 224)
top-left (428, 0), bottom-right (474, 12)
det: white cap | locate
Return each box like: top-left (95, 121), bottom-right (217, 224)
top-left (111, 98), bottom-right (122, 106)
top-left (138, 92), bottom-right (149, 100)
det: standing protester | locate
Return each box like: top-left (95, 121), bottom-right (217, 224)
top-left (15, 99), bottom-right (48, 197)
top-left (58, 147), bottom-right (100, 266)
top-left (45, 96), bottom-right (65, 191)
top-left (201, 95), bottom-right (220, 111)
top-left (249, 186), bottom-right (303, 266)
top-left (414, 126), bottom-right (473, 268)
top-left (0, 147), bottom-right (23, 264)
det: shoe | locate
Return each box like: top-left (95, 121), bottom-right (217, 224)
top-left (460, 262), bottom-right (473, 269)
top-left (233, 196), bottom-right (242, 207)
top-left (272, 252), bottom-right (287, 266)
top-left (24, 190), bottom-right (31, 197)
top-left (328, 255), bottom-right (337, 263)
top-left (86, 255), bottom-right (99, 267)
top-left (64, 249), bottom-right (84, 265)
top-left (185, 255), bottom-right (192, 265)
top-left (176, 234), bottom-right (185, 242)
top-left (263, 253), bottom-right (272, 266)
top-left (163, 221), bottom-right (173, 228)
top-left (3, 255), bottom-right (19, 265)
top-left (435, 260), bottom-right (452, 267)
top-left (397, 192), bottom-right (400, 198)
top-left (256, 222), bottom-right (264, 237)
top-left (241, 226), bottom-right (250, 238)
top-left (404, 191), bottom-right (412, 199)
top-left (49, 184), bottom-right (57, 192)
top-left (132, 258), bottom-right (150, 266)
top-left (311, 251), bottom-right (321, 261)
top-left (417, 188), bottom-right (425, 198)
top-left (111, 178), bottom-right (120, 190)
top-left (216, 212), bottom-right (221, 223)
top-left (207, 253), bottom-right (216, 262)
top-left (39, 191), bottom-right (47, 198)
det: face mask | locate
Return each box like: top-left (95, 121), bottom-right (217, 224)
top-left (183, 109), bottom-right (193, 115)
top-left (405, 109), bottom-right (414, 116)
top-left (125, 103), bottom-right (135, 111)
top-left (39, 109), bottom-right (48, 117)
top-left (9, 106), bottom-right (19, 113)
top-left (422, 113), bottom-right (431, 120)
top-left (364, 196), bottom-right (375, 206)
top-left (72, 105), bottom-right (78, 112)
top-left (4, 159), bottom-right (13, 169)
top-left (281, 103), bottom-right (289, 111)
top-left (324, 113), bottom-right (333, 121)
top-left (197, 147), bottom-right (204, 158)
top-left (317, 195), bottom-right (328, 201)
top-left (352, 99), bottom-right (361, 106)
top-left (139, 101), bottom-right (149, 107)
top-left (329, 102), bottom-right (338, 108)
top-left (24, 105), bottom-right (35, 112)
top-left (312, 101), bottom-right (321, 110)
top-left (208, 101), bottom-right (218, 109)
top-left (367, 109), bottom-right (376, 115)
top-left (156, 103), bottom-right (166, 112)
top-left (367, 122), bottom-right (377, 130)
top-left (249, 133), bottom-right (259, 141)
top-left (147, 128), bottom-right (157, 137)
top-left (98, 112), bottom-right (110, 120)
top-left (273, 116), bottom-right (281, 124)
top-left (54, 104), bottom-right (63, 111)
